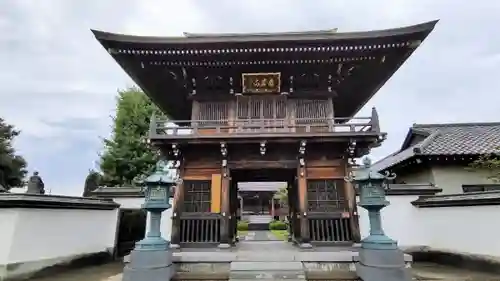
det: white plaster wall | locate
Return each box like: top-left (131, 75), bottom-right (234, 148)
top-left (359, 195), bottom-right (500, 257)
top-left (6, 208), bottom-right (119, 264)
top-left (358, 195), bottom-right (428, 248)
top-left (114, 197), bottom-right (144, 209)
top-left (114, 197), bottom-right (173, 240)
top-left (396, 168), bottom-right (434, 185)
top-left (416, 205), bottom-right (500, 256)
top-left (431, 166), bottom-right (494, 194)
top-left (0, 210), bottom-right (19, 265)
top-left (0, 207), bottom-right (119, 279)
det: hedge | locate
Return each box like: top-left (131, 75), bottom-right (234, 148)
top-left (269, 220), bottom-right (287, 230)
top-left (237, 220), bottom-right (249, 231)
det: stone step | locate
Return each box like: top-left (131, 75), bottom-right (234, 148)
top-left (229, 261), bottom-right (306, 281)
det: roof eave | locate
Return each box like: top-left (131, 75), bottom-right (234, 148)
top-left (90, 20), bottom-right (439, 45)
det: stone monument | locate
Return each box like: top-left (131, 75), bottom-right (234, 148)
top-left (26, 171), bottom-right (45, 194)
top-left (122, 161), bottom-right (179, 281)
top-left (346, 157), bottom-right (411, 281)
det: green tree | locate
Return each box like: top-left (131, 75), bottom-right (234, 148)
top-left (469, 150), bottom-right (500, 182)
top-left (82, 169), bottom-right (102, 197)
top-left (0, 117), bottom-right (28, 191)
top-left (98, 87), bottom-right (160, 186)
top-left (274, 186), bottom-right (288, 206)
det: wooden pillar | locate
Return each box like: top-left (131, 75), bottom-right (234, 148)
top-left (327, 97), bottom-right (334, 131)
top-left (219, 164), bottom-right (230, 247)
top-left (271, 197), bottom-right (275, 218)
top-left (297, 141), bottom-right (310, 246)
top-left (219, 142), bottom-right (230, 248)
top-left (170, 160), bottom-right (185, 247)
top-left (344, 160), bottom-right (361, 242)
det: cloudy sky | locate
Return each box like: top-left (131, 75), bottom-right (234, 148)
top-left (1, 0), bottom-right (499, 195)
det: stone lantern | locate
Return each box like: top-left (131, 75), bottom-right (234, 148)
top-left (122, 160), bottom-right (179, 281)
top-left (345, 157), bottom-right (411, 281)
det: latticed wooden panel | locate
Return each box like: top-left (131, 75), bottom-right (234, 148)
top-left (236, 96), bottom-right (287, 132)
top-left (183, 180), bottom-right (211, 213)
top-left (236, 96), bottom-right (287, 119)
top-left (307, 179), bottom-right (347, 212)
top-left (294, 99), bottom-right (329, 124)
top-left (197, 101), bottom-right (229, 125)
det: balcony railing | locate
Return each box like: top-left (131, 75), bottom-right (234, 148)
top-left (149, 108), bottom-right (381, 139)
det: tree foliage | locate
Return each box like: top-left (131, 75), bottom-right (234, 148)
top-left (0, 117), bottom-right (28, 190)
top-left (98, 87), bottom-right (160, 186)
top-left (469, 150), bottom-right (500, 182)
top-left (274, 186), bottom-right (288, 206)
top-left (82, 169), bottom-right (102, 197)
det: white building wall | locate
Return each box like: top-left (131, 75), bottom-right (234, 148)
top-left (358, 195), bottom-right (428, 248)
top-left (0, 210), bottom-right (19, 265)
top-left (431, 166), bottom-right (495, 194)
top-left (358, 194), bottom-right (500, 257)
top-left (0, 206), bottom-right (119, 280)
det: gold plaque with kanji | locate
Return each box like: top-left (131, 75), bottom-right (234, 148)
top-left (242, 72), bottom-right (281, 94)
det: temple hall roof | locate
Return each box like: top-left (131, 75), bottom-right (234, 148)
top-left (92, 21), bottom-right (438, 120)
top-left (372, 122), bottom-right (500, 171)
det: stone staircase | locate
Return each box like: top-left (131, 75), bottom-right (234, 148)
top-left (246, 215), bottom-right (273, 230)
top-left (229, 261), bottom-right (306, 281)
top-left (228, 240), bottom-right (358, 281)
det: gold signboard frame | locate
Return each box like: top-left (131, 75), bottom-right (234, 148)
top-left (241, 72), bottom-right (281, 94)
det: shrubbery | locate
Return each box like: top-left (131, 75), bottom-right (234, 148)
top-left (269, 220), bottom-right (287, 230)
top-left (237, 220), bottom-right (249, 231)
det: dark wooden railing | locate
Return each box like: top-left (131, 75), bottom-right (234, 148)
top-left (149, 107), bottom-right (380, 139)
top-left (308, 217), bottom-right (352, 243)
top-left (180, 215), bottom-right (221, 245)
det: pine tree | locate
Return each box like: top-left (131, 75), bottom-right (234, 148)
top-left (0, 117), bottom-right (28, 190)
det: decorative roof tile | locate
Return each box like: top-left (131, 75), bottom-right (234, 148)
top-left (372, 122), bottom-right (500, 171)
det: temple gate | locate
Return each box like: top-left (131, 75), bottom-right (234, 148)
top-left (93, 21), bottom-right (436, 248)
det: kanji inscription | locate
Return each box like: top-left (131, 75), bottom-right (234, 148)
top-left (242, 72), bottom-right (281, 94)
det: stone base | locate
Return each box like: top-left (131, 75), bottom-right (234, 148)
top-left (356, 248), bottom-right (411, 281)
top-left (122, 249), bottom-right (173, 281)
top-left (218, 243), bottom-right (231, 249)
top-left (299, 243), bottom-right (313, 249)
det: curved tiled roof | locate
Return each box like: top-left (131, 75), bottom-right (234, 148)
top-left (372, 122), bottom-right (500, 171)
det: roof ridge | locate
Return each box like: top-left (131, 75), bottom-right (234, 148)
top-left (413, 122), bottom-right (500, 128)
top-left (413, 130), bottom-right (441, 154)
top-left (183, 29), bottom-right (339, 38)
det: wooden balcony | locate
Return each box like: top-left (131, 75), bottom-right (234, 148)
top-left (149, 108), bottom-right (382, 141)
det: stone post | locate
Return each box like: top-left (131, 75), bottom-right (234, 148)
top-left (345, 157), bottom-right (411, 281)
top-left (122, 161), bottom-right (180, 281)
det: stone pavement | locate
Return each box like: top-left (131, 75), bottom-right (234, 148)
top-left (27, 262), bottom-right (123, 281)
top-left (26, 233), bottom-right (500, 281)
top-left (242, 230), bottom-right (281, 241)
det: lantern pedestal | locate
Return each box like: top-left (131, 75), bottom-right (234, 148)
top-left (356, 207), bottom-right (410, 281)
top-left (122, 248), bottom-right (173, 281)
top-left (346, 158), bottom-right (411, 281)
top-left (356, 248), bottom-right (411, 281)
top-left (356, 205), bottom-right (411, 281)
top-left (122, 161), bottom-right (178, 281)
top-left (122, 211), bottom-right (174, 281)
